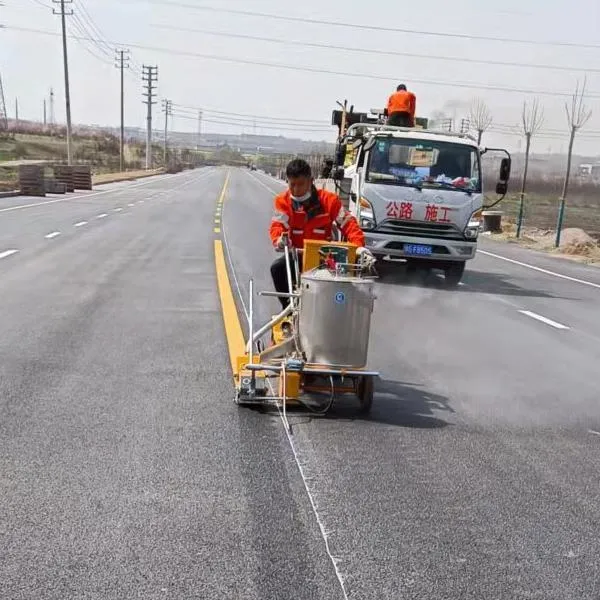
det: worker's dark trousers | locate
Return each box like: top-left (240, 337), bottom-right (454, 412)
top-left (270, 254), bottom-right (303, 309)
top-left (387, 112), bottom-right (412, 127)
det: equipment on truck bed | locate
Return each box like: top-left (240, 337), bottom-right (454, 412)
top-left (234, 239), bottom-right (379, 427)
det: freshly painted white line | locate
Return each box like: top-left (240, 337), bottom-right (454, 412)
top-left (45, 231), bottom-right (61, 239)
top-left (0, 249), bottom-right (18, 259)
top-left (113, 207), bottom-right (123, 212)
top-left (519, 310), bottom-right (570, 330)
top-left (137, 200), bottom-right (144, 204)
top-left (478, 249), bottom-right (600, 290)
top-left (74, 220), bottom-right (87, 227)
top-left (247, 171), bottom-right (281, 195)
top-left (96, 213), bottom-right (108, 219)
top-left (128, 203), bottom-right (135, 207)
top-left (221, 215), bottom-right (349, 599)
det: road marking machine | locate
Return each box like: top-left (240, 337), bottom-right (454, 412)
top-left (234, 238), bottom-right (379, 427)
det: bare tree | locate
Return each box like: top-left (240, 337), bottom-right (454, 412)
top-left (555, 78), bottom-right (592, 247)
top-left (516, 98), bottom-right (544, 237)
top-left (469, 98), bottom-right (493, 144)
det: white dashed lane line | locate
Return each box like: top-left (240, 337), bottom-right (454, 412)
top-left (45, 231), bottom-right (61, 239)
top-left (519, 310), bottom-right (570, 330)
top-left (478, 250), bottom-right (600, 290)
top-left (113, 207), bottom-right (123, 212)
top-left (95, 213), bottom-right (108, 219)
top-left (0, 249), bottom-right (19, 259)
top-left (74, 221), bottom-right (87, 227)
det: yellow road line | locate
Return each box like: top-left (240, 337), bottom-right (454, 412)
top-left (214, 239), bottom-right (245, 378)
top-left (213, 170), bottom-right (245, 378)
top-left (217, 170), bottom-right (230, 205)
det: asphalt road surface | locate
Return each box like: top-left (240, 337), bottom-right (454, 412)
top-left (2, 166), bottom-right (600, 599)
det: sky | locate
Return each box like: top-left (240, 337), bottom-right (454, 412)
top-left (2, 0), bottom-right (600, 156)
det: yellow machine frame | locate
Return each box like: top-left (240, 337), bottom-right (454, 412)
top-left (233, 239), bottom-right (377, 418)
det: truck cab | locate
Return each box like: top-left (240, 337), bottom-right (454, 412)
top-left (333, 123), bottom-right (511, 286)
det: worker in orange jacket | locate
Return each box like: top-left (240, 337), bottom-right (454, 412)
top-left (269, 158), bottom-right (373, 308)
top-left (384, 84), bottom-right (416, 127)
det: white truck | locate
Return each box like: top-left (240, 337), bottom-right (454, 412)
top-left (330, 115), bottom-right (511, 286)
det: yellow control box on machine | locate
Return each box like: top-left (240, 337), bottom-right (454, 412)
top-left (302, 240), bottom-right (357, 273)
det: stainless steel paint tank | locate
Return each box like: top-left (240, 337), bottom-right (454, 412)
top-left (298, 269), bottom-right (376, 368)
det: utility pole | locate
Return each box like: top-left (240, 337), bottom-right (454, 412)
top-left (115, 49), bottom-right (130, 171)
top-left (14, 97), bottom-right (18, 127)
top-left (53, 0), bottom-right (74, 165)
top-left (49, 87), bottom-right (55, 128)
top-left (43, 99), bottom-right (47, 125)
top-left (161, 98), bottom-right (172, 166)
top-left (196, 110), bottom-right (202, 150)
top-left (142, 65), bottom-right (158, 170)
top-left (0, 73), bottom-right (7, 133)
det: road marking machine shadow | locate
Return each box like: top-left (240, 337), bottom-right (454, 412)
top-left (234, 238), bottom-right (379, 430)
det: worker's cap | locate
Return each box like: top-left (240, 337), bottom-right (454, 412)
top-left (397, 84), bottom-right (407, 91)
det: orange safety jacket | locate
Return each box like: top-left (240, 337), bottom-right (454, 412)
top-left (387, 90), bottom-right (416, 119)
top-left (269, 186), bottom-right (365, 250)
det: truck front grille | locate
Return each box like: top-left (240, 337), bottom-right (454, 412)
top-left (376, 219), bottom-right (464, 240)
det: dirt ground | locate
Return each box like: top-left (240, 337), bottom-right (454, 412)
top-left (484, 219), bottom-right (600, 266)
top-left (92, 169), bottom-right (164, 185)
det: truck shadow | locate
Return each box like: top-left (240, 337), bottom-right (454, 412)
top-left (375, 264), bottom-right (571, 300)
top-left (331, 377), bottom-right (454, 429)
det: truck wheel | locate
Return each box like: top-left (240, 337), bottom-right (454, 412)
top-left (357, 376), bottom-right (374, 415)
top-left (443, 262), bottom-right (466, 288)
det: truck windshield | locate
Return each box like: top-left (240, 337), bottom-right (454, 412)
top-left (366, 137), bottom-right (481, 192)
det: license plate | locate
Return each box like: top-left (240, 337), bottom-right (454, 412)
top-left (404, 244), bottom-right (433, 256)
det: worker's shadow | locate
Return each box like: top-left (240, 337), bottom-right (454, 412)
top-left (331, 377), bottom-right (454, 429)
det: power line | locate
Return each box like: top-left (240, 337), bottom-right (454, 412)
top-left (171, 111), bottom-right (339, 134)
top-left (153, 24), bottom-right (600, 75)
top-left (173, 104), bottom-right (327, 125)
top-left (124, 0), bottom-right (600, 51)
top-left (75, 0), bottom-right (113, 55)
top-left (171, 104), bottom-right (329, 127)
top-left (69, 13), bottom-right (113, 64)
top-left (64, 1), bottom-right (143, 82)
top-left (7, 26), bottom-right (600, 99)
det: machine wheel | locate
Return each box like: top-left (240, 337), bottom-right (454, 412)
top-left (357, 376), bottom-right (374, 415)
top-left (443, 262), bottom-right (466, 288)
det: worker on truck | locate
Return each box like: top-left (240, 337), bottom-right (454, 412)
top-left (269, 158), bottom-right (373, 308)
top-left (384, 84), bottom-right (416, 127)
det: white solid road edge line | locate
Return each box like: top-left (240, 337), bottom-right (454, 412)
top-left (478, 249), bottom-right (600, 290)
top-left (220, 220), bottom-right (349, 600)
top-left (0, 165), bottom-right (217, 215)
top-left (45, 231), bottom-right (61, 239)
top-left (519, 310), bottom-right (570, 330)
top-left (0, 249), bottom-right (18, 259)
